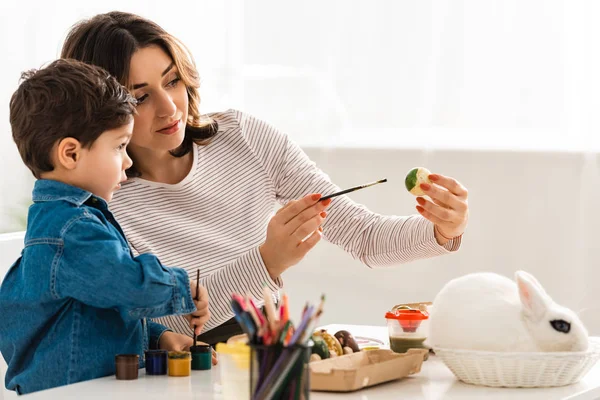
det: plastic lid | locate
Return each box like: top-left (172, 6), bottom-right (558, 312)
top-left (385, 308), bottom-right (429, 320)
top-left (144, 350), bottom-right (167, 358)
top-left (190, 344), bottom-right (211, 354)
top-left (168, 351), bottom-right (191, 359)
top-left (115, 354), bottom-right (139, 363)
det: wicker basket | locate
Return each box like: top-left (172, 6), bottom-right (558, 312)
top-left (433, 337), bottom-right (600, 388)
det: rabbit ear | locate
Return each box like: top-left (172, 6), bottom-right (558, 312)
top-left (516, 270), bottom-right (548, 295)
top-left (515, 271), bottom-right (550, 322)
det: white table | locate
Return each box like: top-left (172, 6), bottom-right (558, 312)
top-left (23, 325), bottom-right (600, 400)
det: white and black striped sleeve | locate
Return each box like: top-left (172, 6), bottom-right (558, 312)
top-left (236, 110), bottom-right (461, 267)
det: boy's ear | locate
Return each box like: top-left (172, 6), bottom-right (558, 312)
top-left (56, 137), bottom-right (82, 170)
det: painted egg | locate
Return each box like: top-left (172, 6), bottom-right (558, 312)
top-left (405, 167), bottom-right (432, 196)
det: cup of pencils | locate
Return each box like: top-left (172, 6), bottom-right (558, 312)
top-left (250, 342), bottom-right (311, 400)
top-left (230, 289), bottom-right (325, 400)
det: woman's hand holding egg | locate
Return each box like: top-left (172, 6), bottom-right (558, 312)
top-left (406, 168), bottom-right (469, 245)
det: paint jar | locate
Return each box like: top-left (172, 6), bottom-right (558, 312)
top-left (190, 344), bottom-right (212, 370)
top-left (168, 351), bottom-right (191, 377)
top-left (386, 306), bottom-right (429, 354)
top-left (115, 354), bottom-right (139, 380)
top-left (216, 341), bottom-right (250, 400)
top-left (145, 349), bottom-right (168, 375)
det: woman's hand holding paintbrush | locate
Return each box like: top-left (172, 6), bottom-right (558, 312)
top-left (259, 193), bottom-right (332, 280)
top-left (185, 279), bottom-right (210, 336)
top-left (259, 179), bottom-right (387, 281)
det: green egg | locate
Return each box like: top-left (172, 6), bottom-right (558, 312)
top-left (405, 167), bottom-right (431, 196)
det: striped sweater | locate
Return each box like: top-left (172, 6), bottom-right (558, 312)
top-left (110, 109), bottom-right (460, 335)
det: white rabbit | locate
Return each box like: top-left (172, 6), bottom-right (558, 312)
top-left (428, 271), bottom-right (589, 352)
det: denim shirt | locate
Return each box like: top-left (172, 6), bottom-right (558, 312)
top-left (0, 180), bottom-right (196, 394)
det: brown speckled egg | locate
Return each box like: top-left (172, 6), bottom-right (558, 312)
top-left (335, 330), bottom-right (360, 353)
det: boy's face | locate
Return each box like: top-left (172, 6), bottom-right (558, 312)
top-left (74, 121), bottom-right (134, 202)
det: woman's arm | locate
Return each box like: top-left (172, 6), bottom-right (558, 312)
top-left (235, 110), bottom-right (462, 267)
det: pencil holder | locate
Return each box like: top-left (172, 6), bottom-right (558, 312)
top-left (249, 342), bottom-right (312, 400)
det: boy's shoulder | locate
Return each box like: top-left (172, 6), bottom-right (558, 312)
top-left (32, 180), bottom-right (94, 206)
top-left (26, 180), bottom-right (108, 240)
top-left (27, 199), bottom-right (105, 240)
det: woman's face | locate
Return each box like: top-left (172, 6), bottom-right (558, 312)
top-left (128, 45), bottom-right (189, 155)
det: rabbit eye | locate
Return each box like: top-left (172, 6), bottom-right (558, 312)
top-left (550, 319), bottom-right (571, 333)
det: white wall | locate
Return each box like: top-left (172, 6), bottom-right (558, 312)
top-left (282, 147), bottom-right (600, 335)
top-left (2, 0), bottom-right (600, 231)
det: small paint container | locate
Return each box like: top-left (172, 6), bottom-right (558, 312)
top-left (385, 306), bottom-right (429, 354)
top-left (115, 354), bottom-right (139, 380)
top-left (145, 349), bottom-right (168, 375)
top-left (168, 351), bottom-right (191, 377)
top-left (190, 344), bottom-right (212, 370)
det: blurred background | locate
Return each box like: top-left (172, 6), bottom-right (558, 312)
top-left (1, 0), bottom-right (599, 330)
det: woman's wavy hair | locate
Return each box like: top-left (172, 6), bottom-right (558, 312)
top-left (61, 11), bottom-right (218, 177)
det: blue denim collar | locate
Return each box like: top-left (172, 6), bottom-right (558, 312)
top-left (32, 179), bottom-right (104, 207)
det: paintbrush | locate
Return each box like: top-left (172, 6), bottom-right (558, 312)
top-left (301, 294), bottom-right (325, 343)
top-left (319, 178), bottom-right (387, 201)
top-left (263, 286), bottom-right (279, 336)
top-left (193, 268), bottom-right (199, 347)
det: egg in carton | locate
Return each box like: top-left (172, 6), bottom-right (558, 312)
top-left (310, 329), bottom-right (362, 362)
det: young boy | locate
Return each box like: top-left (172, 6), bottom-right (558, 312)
top-left (0, 59), bottom-right (210, 394)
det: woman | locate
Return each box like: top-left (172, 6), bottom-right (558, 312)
top-left (61, 11), bottom-right (468, 346)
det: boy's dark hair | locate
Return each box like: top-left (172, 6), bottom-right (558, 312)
top-left (10, 58), bottom-right (137, 179)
